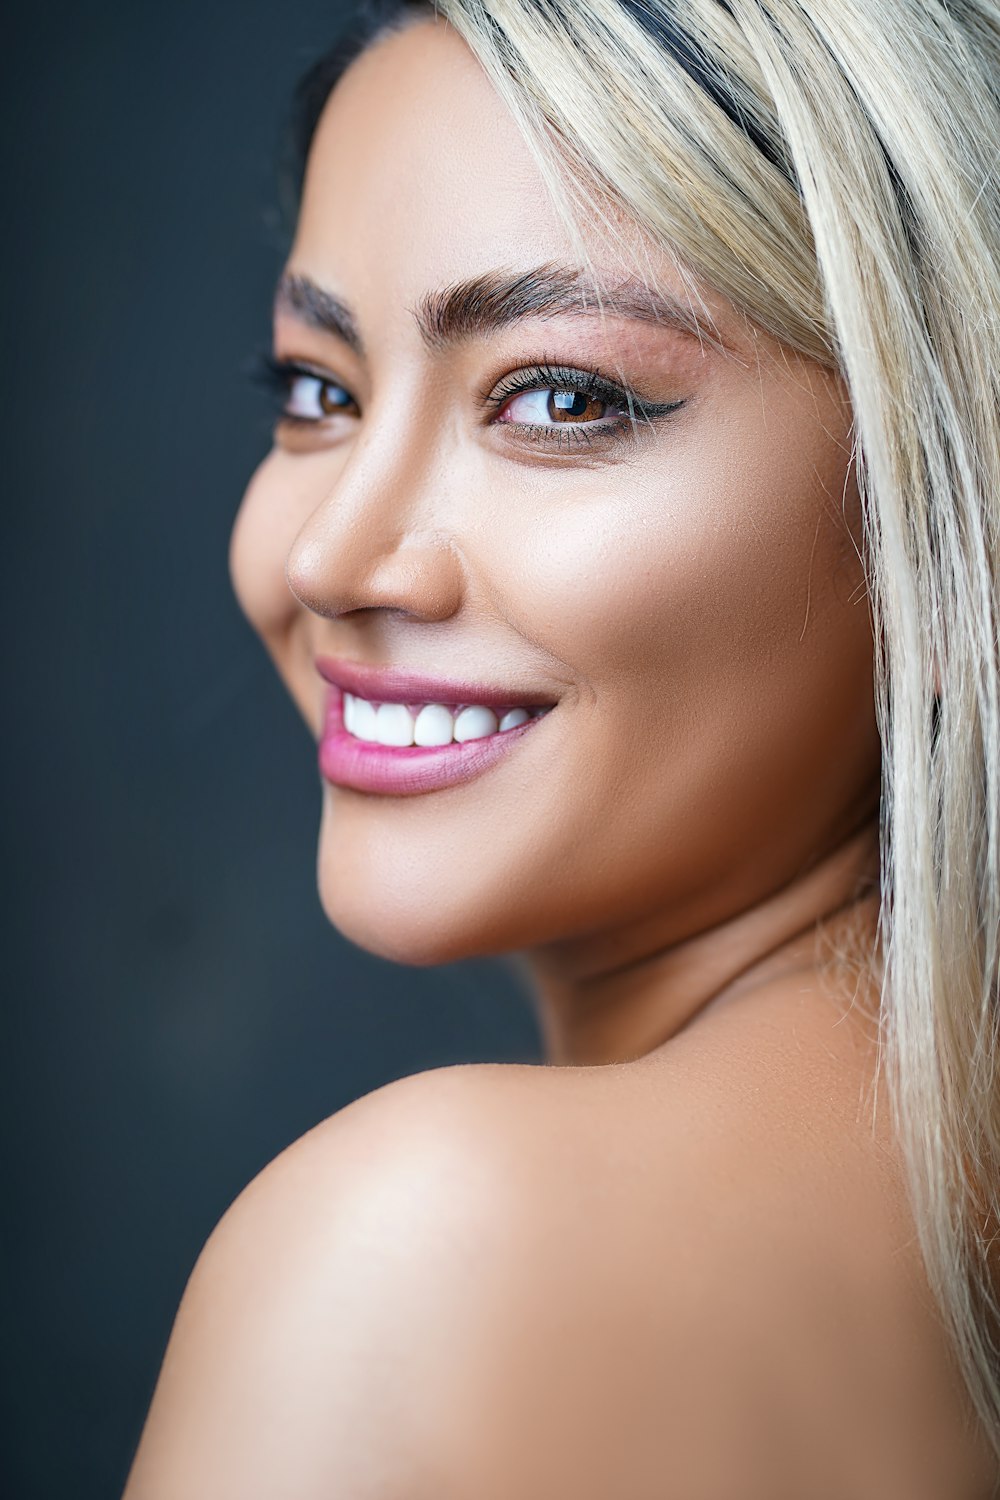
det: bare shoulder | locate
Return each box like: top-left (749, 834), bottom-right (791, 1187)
top-left (121, 1060), bottom-right (591, 1499)
top-left (123, 1036), bottom-right (995, 1500)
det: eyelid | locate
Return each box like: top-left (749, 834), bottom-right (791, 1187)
top-left (479, 357), bottom-right (679, 422)
top-left (478, 361), bottom-right (685, 459)
top-left (256, 351), bottom-right (350, 389)
top-left (480, 358), bottom-right (610, 408)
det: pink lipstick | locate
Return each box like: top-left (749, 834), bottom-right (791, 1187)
top-left (315, 657), bottom-right (557, 797)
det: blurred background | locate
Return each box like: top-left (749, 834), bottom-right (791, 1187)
top-left (1, 3), bottom-right (541, 1494)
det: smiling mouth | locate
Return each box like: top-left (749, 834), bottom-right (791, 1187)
top-left (317, 687), bottom-right (556, 796)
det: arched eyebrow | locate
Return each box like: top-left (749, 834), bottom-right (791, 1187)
top-left (274, 271), bottom-right (363, 354)
top-left (273, 261), bottom-right (719, 355)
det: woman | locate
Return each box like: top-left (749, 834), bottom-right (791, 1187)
top-left (123, 1), bottom-right (1000, 1494)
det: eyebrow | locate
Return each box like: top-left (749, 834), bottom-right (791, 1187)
top-left (273, 261), bottom-right (719, 355)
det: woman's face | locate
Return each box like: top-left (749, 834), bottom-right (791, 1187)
top-left (229, 15), bottom-right (881, 974)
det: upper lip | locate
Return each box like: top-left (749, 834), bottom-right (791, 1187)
top-left (315, 655), bottom-right (559, 709)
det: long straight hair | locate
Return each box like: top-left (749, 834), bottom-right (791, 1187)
top-left (285, 0), bottom-right (1000, 1458)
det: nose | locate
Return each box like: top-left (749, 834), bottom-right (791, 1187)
top-left (284, 433), bottom-right (465, 625)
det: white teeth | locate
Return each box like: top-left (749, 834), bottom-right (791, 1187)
top-left (453, 705), bottom-right (499, 741)
top-left (342, 693), bottom-right (544, 746)
top-left (352, 696), bottom-right (379, 742)
top-left (413, 704), bottom-right (455, 746)
top-left (374, 703), bottom-right (416, 746)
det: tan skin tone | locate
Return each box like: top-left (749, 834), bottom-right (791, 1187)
top-left (122, 14), bottom-right (999, 1499)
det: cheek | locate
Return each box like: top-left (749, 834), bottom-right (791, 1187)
top-left (506, 431), bottom-right (868, 713)
top-left (228, 452), bottom-right (306, 644)
top-left (492, 414), bottom-right (876, 876)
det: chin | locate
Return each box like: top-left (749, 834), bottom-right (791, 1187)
top-left (315, 851), bottom-right (504, 969)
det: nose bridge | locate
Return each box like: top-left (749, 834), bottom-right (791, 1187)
top-left (284, 414), bottom-right (464, 622)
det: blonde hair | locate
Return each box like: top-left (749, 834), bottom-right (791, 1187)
top-left (415, 0), bottom-right (1000, 1456)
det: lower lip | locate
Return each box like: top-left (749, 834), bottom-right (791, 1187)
top-left (317, 687), bottom-right (552, 796)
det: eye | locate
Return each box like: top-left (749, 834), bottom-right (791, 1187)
top-left (251, 353), bottom-right (359, 426)
top-left (496, 387), bottom-right (614, 426)
top-left (285, 371), bottom-right (357, 421)
top-left (483, 360), bottom-right (683, 450)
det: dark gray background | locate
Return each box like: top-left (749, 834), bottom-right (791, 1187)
top-left (1, 5), bottom-right (541, 1494)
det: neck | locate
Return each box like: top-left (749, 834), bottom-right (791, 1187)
top-left (510, 818), bottom-right (883, 1066)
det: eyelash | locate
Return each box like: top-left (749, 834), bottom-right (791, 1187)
top-left (250, 351), bottom-right (683, 451)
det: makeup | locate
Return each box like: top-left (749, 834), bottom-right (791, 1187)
top-left (317, 683), bottom-right (552, 795)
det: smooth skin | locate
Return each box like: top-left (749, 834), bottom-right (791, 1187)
top-left (124, 12), bottom-right (998, 1498)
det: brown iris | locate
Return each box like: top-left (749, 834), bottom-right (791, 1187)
top-left (549, 389), bottom-right (606, 423)
top-left (318, 382), bottom-right (357, 416)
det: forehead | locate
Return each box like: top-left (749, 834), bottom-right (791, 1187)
top-left (287, 14), bottom-right (756, 366)
top-left (294, 16), bottom-right (578, 295)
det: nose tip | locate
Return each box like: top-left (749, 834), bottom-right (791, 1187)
top-left (285, 526), bottom-right (465, 623)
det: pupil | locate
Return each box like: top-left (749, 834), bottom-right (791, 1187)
top-left (550, 389), bottom-right (596, 421)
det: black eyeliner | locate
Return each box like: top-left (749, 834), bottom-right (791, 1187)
top-left (482, 359), bottom-right (684, 425)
